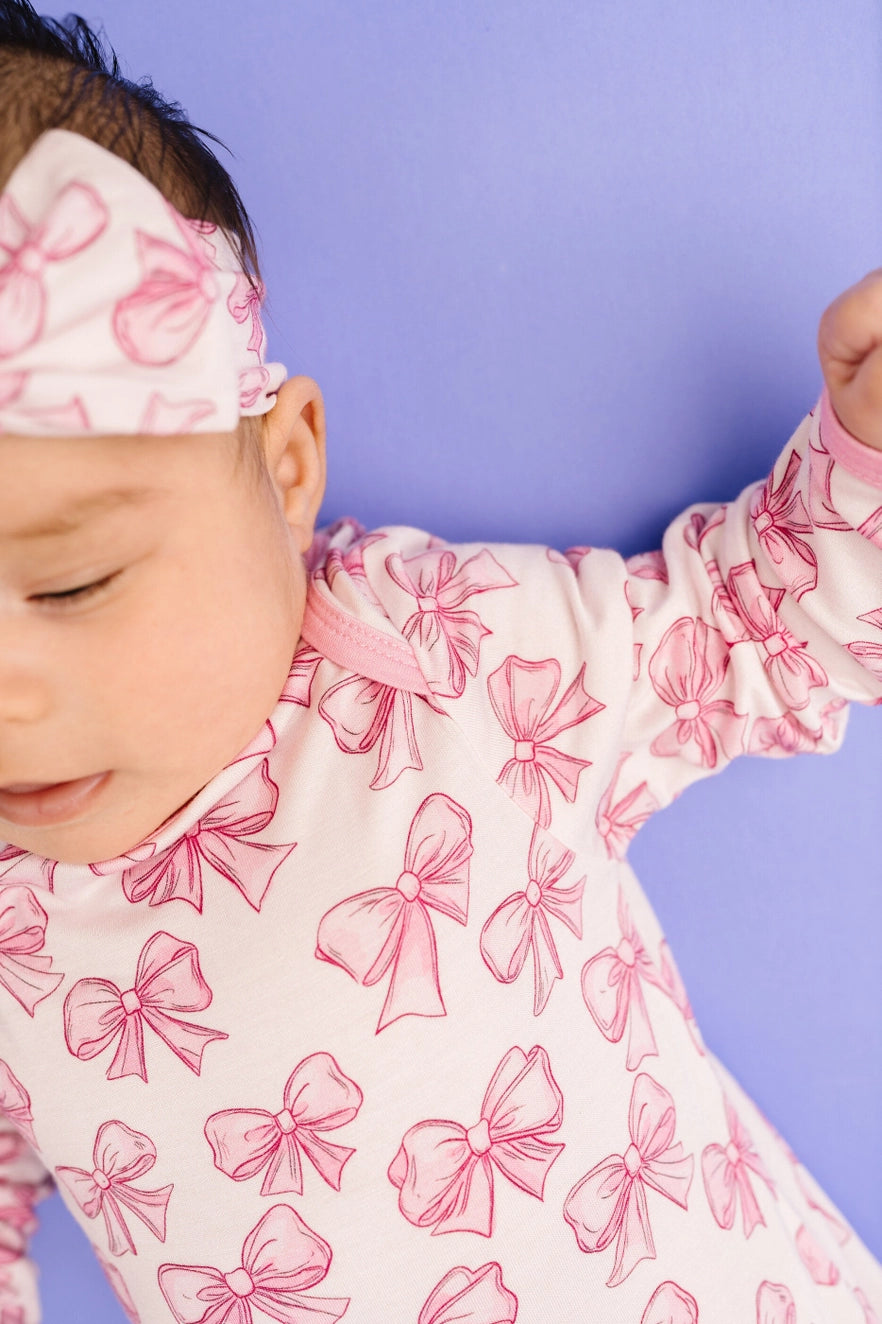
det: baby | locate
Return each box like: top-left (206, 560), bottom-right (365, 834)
top-left (0, 5), bottom-right (880, 1323)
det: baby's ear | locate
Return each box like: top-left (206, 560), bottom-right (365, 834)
top-left (261, 376), bottom-right (327, 551)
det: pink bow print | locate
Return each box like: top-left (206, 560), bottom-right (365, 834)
top-left (563, 1072), bottom-right (694, 1286)
top-left (113, 205), bottom-right (218, 366)
top-left (158, 1203), bottom-right (349, 1324)
top-left (488, 656), bottom-right (603, 828)
top-left (580, 887), bottom-right (666, 1070)
top-left (0, 181), bottom-right (108, 358)
top-left (228, 273), bottom-right (267, 358)
top-left (205, 1052), bottom-right (362, 1197)
top-left (319, 673), bottom-right (425, 790)
top-left (0, 886), bottom-right (64, 1015)
top-left (388, 1044), bottom-right (564, 1237)
top-left (0, 845), bottom-right (56, 892)
top-left (795, 1223), bottom-right (840, 1285)
top-left (55, 1120), bottom-right (172, 1257)
top-left (418, 1263), bottom-right (518, 1324)
top-left (756, 1281), bottom-right (795, 1324)
top-left (641, 1281), bottom-right (698, 1324)
top-left (0, 1060), bottom-right (36, 1147)
top-left (750, 451), bottom-right (817, 600)
top-left (480, 825), bottom-right (584, 1015)
top-left (385, 547), bottom-right (516, 697)
top-left (63, 931), bottom-right (228, 1081)
top-left (722, 562), bottom-right (828, 710)
top-left (316, 793), bottom-right (471, 1031)
top-left (117, 760), bottom-right (296, 912)
top-left (648, 615), bottom-right (747, 768)
top-left (595, 753), bottom-right (659, 861)
top-left (809, 425), bottom-right (851, 531)
top-left (701, 1096), bottom-right (775, 1237)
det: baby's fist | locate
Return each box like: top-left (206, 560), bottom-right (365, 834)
top-left (818, 269), bottom-right (882, 451)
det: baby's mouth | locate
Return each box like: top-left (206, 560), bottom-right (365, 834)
top-left (0, 773), bottom-right (111, 827)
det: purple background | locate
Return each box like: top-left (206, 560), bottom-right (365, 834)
top-left (30, 1), bottom-right (882, 1318)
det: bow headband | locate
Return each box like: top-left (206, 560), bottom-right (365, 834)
top-left (0, 128), bottom-right (287, 436)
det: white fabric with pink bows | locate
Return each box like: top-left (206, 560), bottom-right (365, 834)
top-left (0, 129), bottom-right (287, 437)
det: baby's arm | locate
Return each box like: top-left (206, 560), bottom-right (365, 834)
top-left (0, 1109), bottom-right (54, 1323)
top-left (608, 273), bottom-right (882, 827)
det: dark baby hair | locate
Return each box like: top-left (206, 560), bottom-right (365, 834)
top-left (0, 1), bottom-right (271, 471)
top-left (0, 1), bottom-right (262, 288)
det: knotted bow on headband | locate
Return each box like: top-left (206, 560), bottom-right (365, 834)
top-left (0, 128), bottom-right (287, 436)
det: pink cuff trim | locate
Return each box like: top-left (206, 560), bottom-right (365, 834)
top-left (301, 582), bottom-right (431, 695)
top-left (819, 386), bottom-right (882, 488)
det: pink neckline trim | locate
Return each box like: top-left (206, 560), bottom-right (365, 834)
top-left (820, 387), bottom-right (882, 488)
top-left (301, 581), bottom-right (431, 695)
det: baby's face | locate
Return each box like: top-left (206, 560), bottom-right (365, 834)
top-left (0, 413), bottom-right (315, 866)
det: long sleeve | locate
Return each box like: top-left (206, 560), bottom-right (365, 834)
top-left (611, 388), bottom-right (882, 828)
top-left (0, 1107), bottom-right (53, 1324)
top-left (340, 389), bottom-right (882, 867)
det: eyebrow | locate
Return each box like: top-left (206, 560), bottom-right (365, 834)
top-left (6, 486), bottom-right (168, 541)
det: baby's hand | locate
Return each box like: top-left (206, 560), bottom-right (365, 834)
top-left (818, 269), bottom-right (882, 451)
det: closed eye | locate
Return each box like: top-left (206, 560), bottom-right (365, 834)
top-left (30, 572), bottom-right (121, 609)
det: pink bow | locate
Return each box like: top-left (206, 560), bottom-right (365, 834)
top-left (319, 673), bottom-right (424, 790)
top-left (701, 1096), bottom-right (775, 1237)
top-left (113, 206), bottom-right (218, 366)
top-left (418, 1263), bottom-right (518, 1324)
top-left (281, 645), bottom-right (323, 709)
top-left (809, 426), bottom-right (851, 531)
top-left (0, 844), bottom-right (57, 891)
top-left (55, 1120), bottom-right (172, 1257)
top-left (479, 825), bottom-right (584, 1015)
top-left (795, 1223), bottom-right (840, 1285)
top-left (385, 547), bottom-right (516, 697)
top-left (722, 562), bottom-right (828, 711)
top-left (316, 793), bottom-right (471, 1031)
top-left (118, 760), bottom-right (296, 912)
top-left (488, 656), bottom-right (603, 828)
top-left (228, 273), bottom-right (267, 359)
top-left (158, 1203), bottom-right (349, 1324)
top-left (648, 616), bottom-right (747, 768)
top-left (388, 1044), bottom-right (564, 1237)
top-left (0, 182), bottom-right (108, 358)
top-left (641, 1281), bottom-right (698, 1324)
top-left (580, 888), bottom-right (666, 1070)
top-left (0, 886), bottom-right (64, 1016)
top-left (563, 1072), bottom-right (694, 1286)
top-left (750, 450), bottom-right (817, 600)
top-left (0, 1061), bottom-right (37, 1147)
top-left (205, 1052), bottom-right (362, 1197)
top-left (595, 753), bottom-right (659, 861)
top-left (755, 1281), bottom-right (795, 1324)
top-left (63, 931), bottom-right (228, 1081)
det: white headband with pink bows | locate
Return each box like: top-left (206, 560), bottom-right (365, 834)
top-left (0, 129), bottom-right (287, 436)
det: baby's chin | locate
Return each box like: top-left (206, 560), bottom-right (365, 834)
top-left (0, 771), bottom-right (204, 868)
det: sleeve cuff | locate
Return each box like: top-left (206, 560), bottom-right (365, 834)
top-left (819, 385), bottom-right (882, 488)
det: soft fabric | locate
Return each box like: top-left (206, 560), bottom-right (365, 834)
top-left (0, 130), bottom-right (287, 437)
top-left (0, 392), bottom-right (880, 1322)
